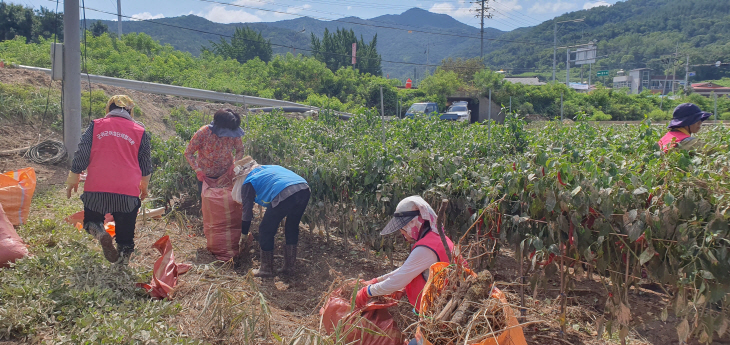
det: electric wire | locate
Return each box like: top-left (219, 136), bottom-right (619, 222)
top-left (39, 0), bottom-right (61, 134)
top-left (194, 0), bottom-right (543, 45)
top-left (24, 140), bottom-right (68, 165)
top-left (80, 5), bottom-right (544, 70)
top-left (82, 0), bottom-right (93, 122)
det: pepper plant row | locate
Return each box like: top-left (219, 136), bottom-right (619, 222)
top-left (153, 108), bottom-right (729, 344)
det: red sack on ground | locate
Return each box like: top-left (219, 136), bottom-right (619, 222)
top-left (320, 281), bottom-right (405, 345)
top-left (201, 177), bottom-right (242, 261)
top-left (0, 203), bottom-right (29, 268)
top-left (0, 168), bottom-right (37, 225)
top-left (137, 235), bottom-right (191, 299)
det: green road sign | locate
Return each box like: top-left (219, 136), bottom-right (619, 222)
top-left (597, 70), bottom-right (609, 77)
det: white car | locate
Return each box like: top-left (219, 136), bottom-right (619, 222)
top-left (440, 102), bottom-right (471, 122)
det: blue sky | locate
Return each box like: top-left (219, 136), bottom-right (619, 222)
top-left (14, 0), bottom-right (621, 31)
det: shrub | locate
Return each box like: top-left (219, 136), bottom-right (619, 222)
top-left (720, 112), bottom-right (730, 121)
top-left (588, 110), bottom-right (612, 121)
top-left (647, 109), bottom-right (670, 121)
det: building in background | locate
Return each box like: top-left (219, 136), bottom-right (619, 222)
top-left (690, 82), bottom-right (730, 97)
top-left (503, 77), bottom-right (546, 86)
top-left (613, 68), bottom-right (682, 94)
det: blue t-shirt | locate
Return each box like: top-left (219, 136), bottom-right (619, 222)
top-left (243, 165), bottom-right (307, 207)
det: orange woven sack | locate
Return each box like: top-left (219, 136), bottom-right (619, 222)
top-left (201, 177), bottom-right (242, 261)
top-left (415, 262), bottom-right (527, 345)
top-left (320, 280), bottom-right (405, 345)
top-left (0, 203), bottom-right (29, 268)
top-left (0, 168), bottom-right (37, 225)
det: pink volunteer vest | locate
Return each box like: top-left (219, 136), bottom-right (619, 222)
top-left (84, 116), bottom-right (145, 197)
top-left (405, 231), bottom-right (454, 310)
top-left (658, 131), bottom-right (690, 153)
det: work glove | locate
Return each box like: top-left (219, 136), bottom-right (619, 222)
top-left (66, 172), bottom-right (80, 199)
top-left (139, 175), bottom-right (151, 201)
top-left (195, 169), bottom-right (205, 182)
top-left (355, 286), bottom-right (371, 309)
top-left (363, 278), bottom-right (378, 286)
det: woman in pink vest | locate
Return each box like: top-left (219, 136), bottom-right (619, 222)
top-left (658, 103), bottom-right (711, 153)
top-left (66, 95), bottom-right (152, 264)
top-left (184, 109), bottom-right (245, 196)
top-left (355, 196), bottom-right (455, 312)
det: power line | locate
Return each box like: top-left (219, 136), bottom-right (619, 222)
top-left (195, 0), bottom-right (544, 45)
top-left (80, 6), bottom-right (526, 71)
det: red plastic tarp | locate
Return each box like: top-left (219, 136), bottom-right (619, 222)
top-left (137, 235), bottom-right (191, 299)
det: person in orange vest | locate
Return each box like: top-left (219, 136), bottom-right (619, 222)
top-left (658, 103), bottom-right (711, 153)
top-left (355, 196), bottom-right (455, 312)
top-left (66, 95), bottom-right (152, 264)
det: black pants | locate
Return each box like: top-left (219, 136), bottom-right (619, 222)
top-left (83, 205), bottom-right (140, 249)
top-left (257, 189), bottom-right (310, 252)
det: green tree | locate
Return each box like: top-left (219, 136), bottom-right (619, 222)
top-left (440, 57), bottom-right (484, 83)
top-left (473, 68), bottom-right (504, 94)
top-left (0, 3), bottom-right (33, 42)
top-left (90, 20), bottom-right (109, 37)
top-left (418, 68), bottom-right (462, 108)
top-left (206, 26), bottom-right (272, 63)
top-left (310, 28), bottom-right (382, 76)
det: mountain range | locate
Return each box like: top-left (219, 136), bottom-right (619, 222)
top-left (92, 0), bottom-right (730, 81)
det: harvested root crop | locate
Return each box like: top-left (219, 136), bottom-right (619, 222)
top-left (419, 268), bottom-right (509, 345)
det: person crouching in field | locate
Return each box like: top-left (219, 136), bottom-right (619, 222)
top-left (658, 103), bottom-right (712, 152)
top-left (233, 157), bottom-right (310, 277)
top-left (66, 95), bottom-right (152, 264)
top-left (184, 109), bottom-right (245, 196)
top-left (356, 196), bottom-right (457, 313)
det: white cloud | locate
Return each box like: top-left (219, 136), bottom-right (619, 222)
top-left (528, 1), bottom-right (576, 13)
top-left (131, 12), bottom-right (164, 21)
top-left (583, 1), bottom-right (610, 9)
top-left (276, 4), bottom-right (312, 16)
top-left (495, 0), bottom-right (523, 12)
top-left (199, 5), bottom-right (261, 23)
top-left (347, 6), bottom-right (352, 10)
top-left (233, 0), bottom-right (274, 5)
top-left (428, 2), bottom-right (476, 19)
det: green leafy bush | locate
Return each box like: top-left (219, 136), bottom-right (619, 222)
top-left (720, 112), bottom-right (730, 120)
top-left (588, 110), bottom-right (612, 121)
top-left (647, 108), bottom-right (671, 121)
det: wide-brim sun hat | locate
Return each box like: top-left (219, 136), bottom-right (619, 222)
top-left (380, 197), bottom-right (426, 235)
top-left (668, 103), bottom-right (712, 128)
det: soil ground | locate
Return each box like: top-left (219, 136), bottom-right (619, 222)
top-left (2, 67), bottom-right (729, 344)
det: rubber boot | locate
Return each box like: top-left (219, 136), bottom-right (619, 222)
top-left (277, 244), bottom-right (297, 275)
top-left (85, 221), bottom-right (119, 263)
top-left (116, 244), bottom-right (134, 265)
top-left (252, 250), bottom-right (274, 277)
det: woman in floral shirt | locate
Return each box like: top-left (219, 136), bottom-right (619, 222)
top-left (185, 109), bottom-right (245, 194)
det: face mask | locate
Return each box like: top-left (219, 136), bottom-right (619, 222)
top-left (402, 215), bottom-right (424, 242)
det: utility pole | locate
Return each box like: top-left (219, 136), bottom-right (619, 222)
top-left (566, 47), bottom-right (570, 86)
top-left (64, 0), bottom-right (81, 164)
top-left (117, 0), bottom-right (122, 37)
top-left (472, 0), bottom-right (492, 59)
top-left (553, 22), bottom-right (557, 82)
top-left (671, 43), bottom-right (678, 96)
top-left (684, 55), bottom-right (689, 93)
top-left (553, 18), bottom-right (584, 84)
top-left (480, 0), bottom-right (484, 58)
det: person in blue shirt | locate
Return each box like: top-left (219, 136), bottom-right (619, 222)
top-left (233, 156), bottom-right (310, 277)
